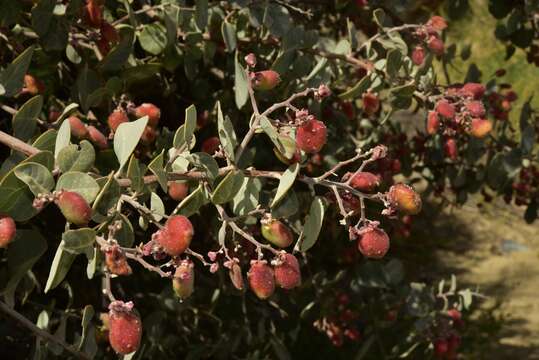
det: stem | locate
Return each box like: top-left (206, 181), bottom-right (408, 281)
top-left (0, 130), bottom-right (40, 156)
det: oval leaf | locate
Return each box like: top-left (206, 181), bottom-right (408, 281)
top-left (299, 197), bottom-right (326, 252)
top-left (56, 171), bottom-right (100, 203)
top-left (114, 116), bottom-right (148, 171)
top-left (271, 163), bottom-right (299, 207)
top-left (14, 162), bottom-right (55, 196)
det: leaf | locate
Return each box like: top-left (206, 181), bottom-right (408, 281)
top-left (232, 177), bottom-right (262, 216)
top-left (100, 28), bottom-right (135, 72)
top-left (386, 49), bottom-right (402, 77)
top-left (12, 95), bottom-right (42, 142)
top-left (0, 45), bottom-right (34, 97)
top-left (4, 229), bottom-right (47, 307)
top-left (56, 103), bottom-right (79, 124)
top-left (271, 163), bottom-right (299, 207)
top-left (57, 141), bottom-right (96, 173)
top-left (22, 151), bottom-right (54, 170)
top-left (62, 228), bottom-right (96, 254)
top-left (114, 116), bottom-right (148, 171)
top-left (217, 101), bottom-right (237, 162)
top-left (78, 305), bottom-right (94, 351)
top-left (186, 152), bottom-right (219, 182)
top-left (299, 197), bottom-right (325, 252)
top-left (0, 165), bottom-right (39, 221)
top-left (45, 242), bottom-right (77, 293)
top-left (127, 155), bottom-right (144, 193)
top-left (138, 23), bottom-right (167, 55)
top-left (260, 117), bottom-right (296, 159)
top-left (173, 105), bottom-right (197, 149)
top-left (211, 170), bottom-right (245, 204)
top-left (92, 174), bottom-right (121, 222)
top-left (75, 66), bottom-right (101, 113)
top-left (195, 0), bottom-right (208, 30)
top-left (14, 162), bottom-right (54, 196)
top-left (271, 190), bottom-right (298, 218)
top-left (115, 214), bottom-right (135, 247)
top-left (339, 74), bottom-right (372, 100)
top-left (55, 118), bottom-right (71, 159)
top-left (150, 192), bottom-right (165, 221)
top-left (234, 51), bottom-right (249, 109)
top-left (221, 21), bottom-right (237, 52)
top-left (32, 129), bottom-right (57, 153)
top-left (148, 150), bottom-right (167, 192)
top-left (56, 171), bottom-right (100, 203)
top-left (31, 0), bottom-right (55, 36)
top-left (175, 184), bottom-right (209, 217)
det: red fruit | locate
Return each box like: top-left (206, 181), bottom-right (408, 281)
top-left (172, 259), bottom-right (195, 299)
top-left (261, 219), bottom-right (294, 248)
top-left (108, 301), bottom-right (142, 355)
top-left (355, 0), bottom-right (368, 7)
top-left (505, 90), bottom-right (518, 102)
top-left (362, 92), bottom-right (380, 116)
top-left (140, 126), bottom-right (156, 144)
top-left (87, 125), bottom-right (108, 149)
top-left (357, 227), bottom-right (390, 259)
top-left (435, 100), bottom-right (455, 119)
top-left (444, 138), bottom-right (458, 160)
top-left (274, 253), bottom-right (301, 289)
top-left (134, 103), bottom-right (161, 128)
top-left (447, 309), bottom-right (463, 327)
top-left (84, 0), bottom-right (103, 28)
top-left (427, 35), bottom-right (445, 56)
top-left (348, 172), bottom-right (380, 192)
top-left (412, 46), bottom-right (426, 66)
top-left (434, 339), bottom-right (449, 358)
top-left (469, 118), bottom-right (492, 139)
top-left (427, 111), bottom-right (440, 135)
top-left (105, 246), bottom-right (132, 276)
top-left (201, 136), bottom-right (221, 154)
top-left (100, 21), bottom-right (119, 45)
top-left (427, 16), bottom-right (448, 32)
top-left (68, 116), bottom-right (89, 139)
top-left (248, 260), bottom-right (275, 299)
top-left (0, 215), bottom-right (16, 248)
top-left (168, 181), bottom-right (189, 201)
top-left (252, 70), bottom-right (281, 91)
top-left (296, 118), bottom-right (327, 154)
top-left (107, 109), bottom-right (129, 132)
top-left (460, 83), bottom-right (485, 99)
top-left (154, 215), bottom-right (194, 256)
top-left (55, 190), bottom-right (92, 225)
top-left (388, 183), bottom-right (422, 215)
top-left (465, 101), bottom-right (485, 117)
top-left (23, 74), bottom-right (45, 95)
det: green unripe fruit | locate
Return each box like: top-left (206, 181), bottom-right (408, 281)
top-left (172, 259), bottom-right (195, 300)
top-left (261, 219), bottom-right (293, 248)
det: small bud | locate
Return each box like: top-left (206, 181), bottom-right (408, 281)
top-left (107, 109), bottom-right (129, 132)
top-left (55, 191), bottom-right (92, 225)
top-left (357, 227), bottom-right (390, 259)
top-left (244, 53), bottom-right (257, 67)
top-left (261, 219), bottom-right (294, 248)
top-left (411, 46), bottom-right (426, 66)
top-left (134, 103), bottom-right (161, 128)
top-left (274, 253), bottom-right (301, 289)
top-left (248, 260), bottom-right (275, 300)
top-left (469, 118), bottom-right (492, 139)
top-left (207, 251), bottom-right (218, 262)
top-left (347, 172), bottom-right (381, 192)
top-left (172, 259), bottom-right (195, 300)
top-left (252, 70), bottom-right (281, 91)
top-left (296, 118), bottom-right (327, 154)
top-left (168, 181), bottom-right (189, 201)
top-left (426, 111), bottom-right (440, 135)
top-left (105, 246), bottom-right (132, 276)
top-left (0, 215), bottom-right (16, 248)
top-left (427, 35), bottom-right (445, 56)
top-left (108, 301), bottom-right (142, 355)
top-left (154, 215), bottom-right (194, 256)
top-left (362, 92), bottom-right (380, 116)
top-left (388, 184), bottom-right (422, 215)
top-left (210, 263), bottom-right (219, 273)
top-left (87, 125), bottom-right (108, 150)
top-left (316, 84), bottom-right (331, 99)
top-left (68, 116), bottom-right (89, 139)
top-left (435, 100), bottom-right (455, 119)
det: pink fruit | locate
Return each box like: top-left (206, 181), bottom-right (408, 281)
top-left (362, 92), bottom-right (380, 116)
top-left (248, 260), bottom-right (275, 299)
top-left (296, 118), bottom-right (327, 154)
top-left (388, 184), bottom-right (422, 215)
top-left (357, 228), bottom-right (390, 259)
top-left (107, 109), bottom-right (129, 132)
top-left (108, 301), bottom-right (142, 355)
top-left (435, 100), bottom-right (455, 119)
top-left (427, 35), bottom-right (445, 56)
top-left (274, 253), bottom-right (301, 289)
top-left (412, 46), bottom-right (426, 66)
top-left (465, 101), bottom-right (485, 117)
top-left (68, 116), bottom-right (89, 139)
top-left (134, 103), bottom-right (160, 128)
top-left (348, 172), bottom-right (380, 192)
top-left (426, 111), bottom-right (440, 135)
top-left (55, 191), bottom-right (92, 225)
top-left (261, 219), bottom-right (294, 248)
top-left (0, 215), bottom-right (16, 248)
top-left (172, 259), bottom-right (195, 299)
top-left (469, 118), bottom-right (492, 139)
top-left (460, 83), bottom-right (485, 99)
top-left (168, 181), bottom-right (189, 201)
top-left (252, 70), bottom-right (281, 91)
top-left (427, 16), bottom-right (448, 32)
top-left (154, 215), bottom-right (194, 256)
top-left (87, 125), bottom-right (108, 149)
top-left (444, 138), bottom-right (458, 160)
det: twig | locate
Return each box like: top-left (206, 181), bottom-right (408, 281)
top-left (0, 130), bottom-right (40, 156)
top-left (103, 272), bottom-right (116, 302)
top-left (124, 252), bottom-right (172, 278)
top-left (357, 24), bottom-right (421, 53)
top-left (185, 248), bottom-right (211, 267)
top-left (316, 151), bottom-right (366, 181)
top-left (120, 195), bottom-right (167, 227)
top-left (0, 301), bottom-right (91, 360)
top-left (112, 3), bottom-right (195, 26)
top-left (234, 68), bottom-right (260, 162)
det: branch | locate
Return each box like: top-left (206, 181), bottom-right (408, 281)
top-left (0, 130), bottom-right (40, 156)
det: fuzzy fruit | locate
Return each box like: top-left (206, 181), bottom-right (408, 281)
top-left (0, 216), bottom-right (16, 248)
top-left (252, 70), bottom-right (281, 91)
top-left (201, 136), bottom-right (221, 154)
top-left (23, 75), bottom-right (45, 95)
top-left (460, 83), bottom-right (485, 99)
top-left (388, 183), bottom-right (422, 215)
top-left (465, 101), bottom-right (485, 117)
top-left (357, 228), bottom-right (390, 259)
top-left (55, 191), bottom-right (92, 225)
top-left (172, 259), bottom-right (195, 300)
top-left (296, 118), bottom-right (327, 154)
top-left (154, 215), bottom-right (194, 256)
top-left (87, 125), bottom-right (108, 149)
top-left (168, 181), bottom-right (189, 201)
top-left (412, 46), bottom-right (426, 66)
top-left (427, 16), bottom-right (448, 32)
top-left (444, 138), bottom-right (458, 160)
top-left (362, 92), bottom-right (380, 116)
top-left (107, 109), bottom-right (129, 132)
top-left (105, 246), bottom-right (132, 276)
top-left (108, 301), bottom-right (142, 355)
top-left (435, 100), bottom-right (455, 119)
top-left (248, 261), bottom-right (275, 299)
top-left (274, 253), bottom-right (301, 289)
top-left (427, 35), bottom-right (445, 55)
top-left (469, 118), bottom-right (492, 139)
top-left (261, 219), bottom-right (294, 248)
top-left (134, 103), bottom-right (160, 127)
top-left (68, 116), bottom-right (89, 139)
top-left (348, 172), bottom-right (380, 192)
top-left (426, 111), bottom-right (440, 135)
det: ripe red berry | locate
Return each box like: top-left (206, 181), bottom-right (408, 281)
top-left (348, 172), bottom-right (381, 192)
top-left (469, 118), bottom-right (492, 139)
top-left (172, 259), bottom-right (195, 300)
top-left (435, 100), bottom-right (455, 119)
top-left (434, 339), bottom-right (449, 358)
top-left (362, 92), bottom-right (380, 116)
top-left (248, 260), bottom-right (275, 299)
top-left (154, 215), bottom-right (194, 256)
top-left (134, 103), bottom-right (161, 128)
top-left (107, 109), bottom-right (129, 132)
top-left (427, 35), bottom-right (445, 55)
top-left (108, 301), bottom-right (142, 355)
top-left (68, 116), bottom-right (89, 139)
top-left (201, 136), bottom-right (221, 155)
top-left (444, 138), bottom-right (458, 160)
top-left (427, 16), bottom-right (448, 32)
top-left (460, 83), bottom-right (485, 99)
top-left (105, 246), bottom-right (132, 276)
top-left (252, 70), bottom-right (281, 91)
top-left (412, 46), bottom-right (426, 66)
top-left (23, 74), bottom-right (45, 95)
top-left (261, 219), bottom-right (294, 248)
top-left (357, 227), bottom-right (390, 259)
top-left (388, 183), bottom-right (422, 215)
top-left (296, 118), bottom-right (327, 154)
top-left (274, 253), bottom-right (301, 289)
top-left (87, 125), bottom-right (108, 149)
top-left (168, 181), bottom-right (189, 201)
top-left (0, 215), bottom-right (16, 248)
top-left (426, 111), bottom-right (440, 135)
top-left (465, 101), bottom-right (486, 117)
top-left (55, 191), bottom-right (92, 225)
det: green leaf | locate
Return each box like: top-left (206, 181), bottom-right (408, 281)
top-left (56, 171), bottom-right (100, 203)
top-left (101, 28), bottom-right (135, 72)
top-left (78, 305), bottom-right (94, 351)
top-left (175, 184), bottom-right (209, 217)
top-left (299, 197), bottom-right (325, 252)
top-left (234, 51), bottom-right (249, 109)
top-left (22, 151), bottom-right (54, 170)
top-left (14, 162), bottom-right (54, 196)
top-left (195, 0), bottom-right (208, 30)
top-left (56, 103), bottom-right (79, 124)
top-left (211, 170), bottom-right (245, 204)
top-left (62, 228), bottom-right (96, 254)
top-left (116, 214), bottom-right (135, 247)
top-left (221, 21), bottom-right (237, 52)
top-left (339, 74), bottom-right (372, 100)
top-left (32, 129), bottom-right (57, 153)
top-left (31, 0), bottom-right (55, 36)
top-left (0, 45), bottom-right (34, 97)
top-left (271, 163), bottom-right (299, 207)
top-left (173, 105), bottom-right (197, 149)
top-left (148, 150), bottom-right (167, 192)
top-left (127, 155), bottom-right (144, 193)
top-left (271, 190), bottom-right (299, 218)
top-left (217, 101), bottom-right (237, 162)
top-left (55, 118), bottom-right (71, 159)
top-left (4, 229), bottom-right (47, 307)
top-left (386, 49), bottom-right (402, 77)
top-left (186, 152), bottom-right (219, 182)
top-left (373, 8), bottom-right (387, 28)
top-left (0, 164), bottom-right (39, 221)
top-left (259, 117), bottom-right (296, 159)
top-left (57, 141), bottom-right (96, 173)
top-left (150, 192), bottom-right (165, 221)
top-left (12, 95), bottom-right (42, 142)
top-left (232, 177), bottom-right (262, 216)
top-left (45, 242), bottom-right (77, 293)
top-left (92, 174), bottom-right (121, 222)
top-left (138, 23), bottom-right (167, 55)
top-left (75, 66), bottom-right (101, 113)
top-left (114, 116), bottom-right (148, 171)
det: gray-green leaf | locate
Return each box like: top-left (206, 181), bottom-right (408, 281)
top-left (271, 163), bottom-right (299, 207)
top-left (114, 116), bottom-right (148, 171)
